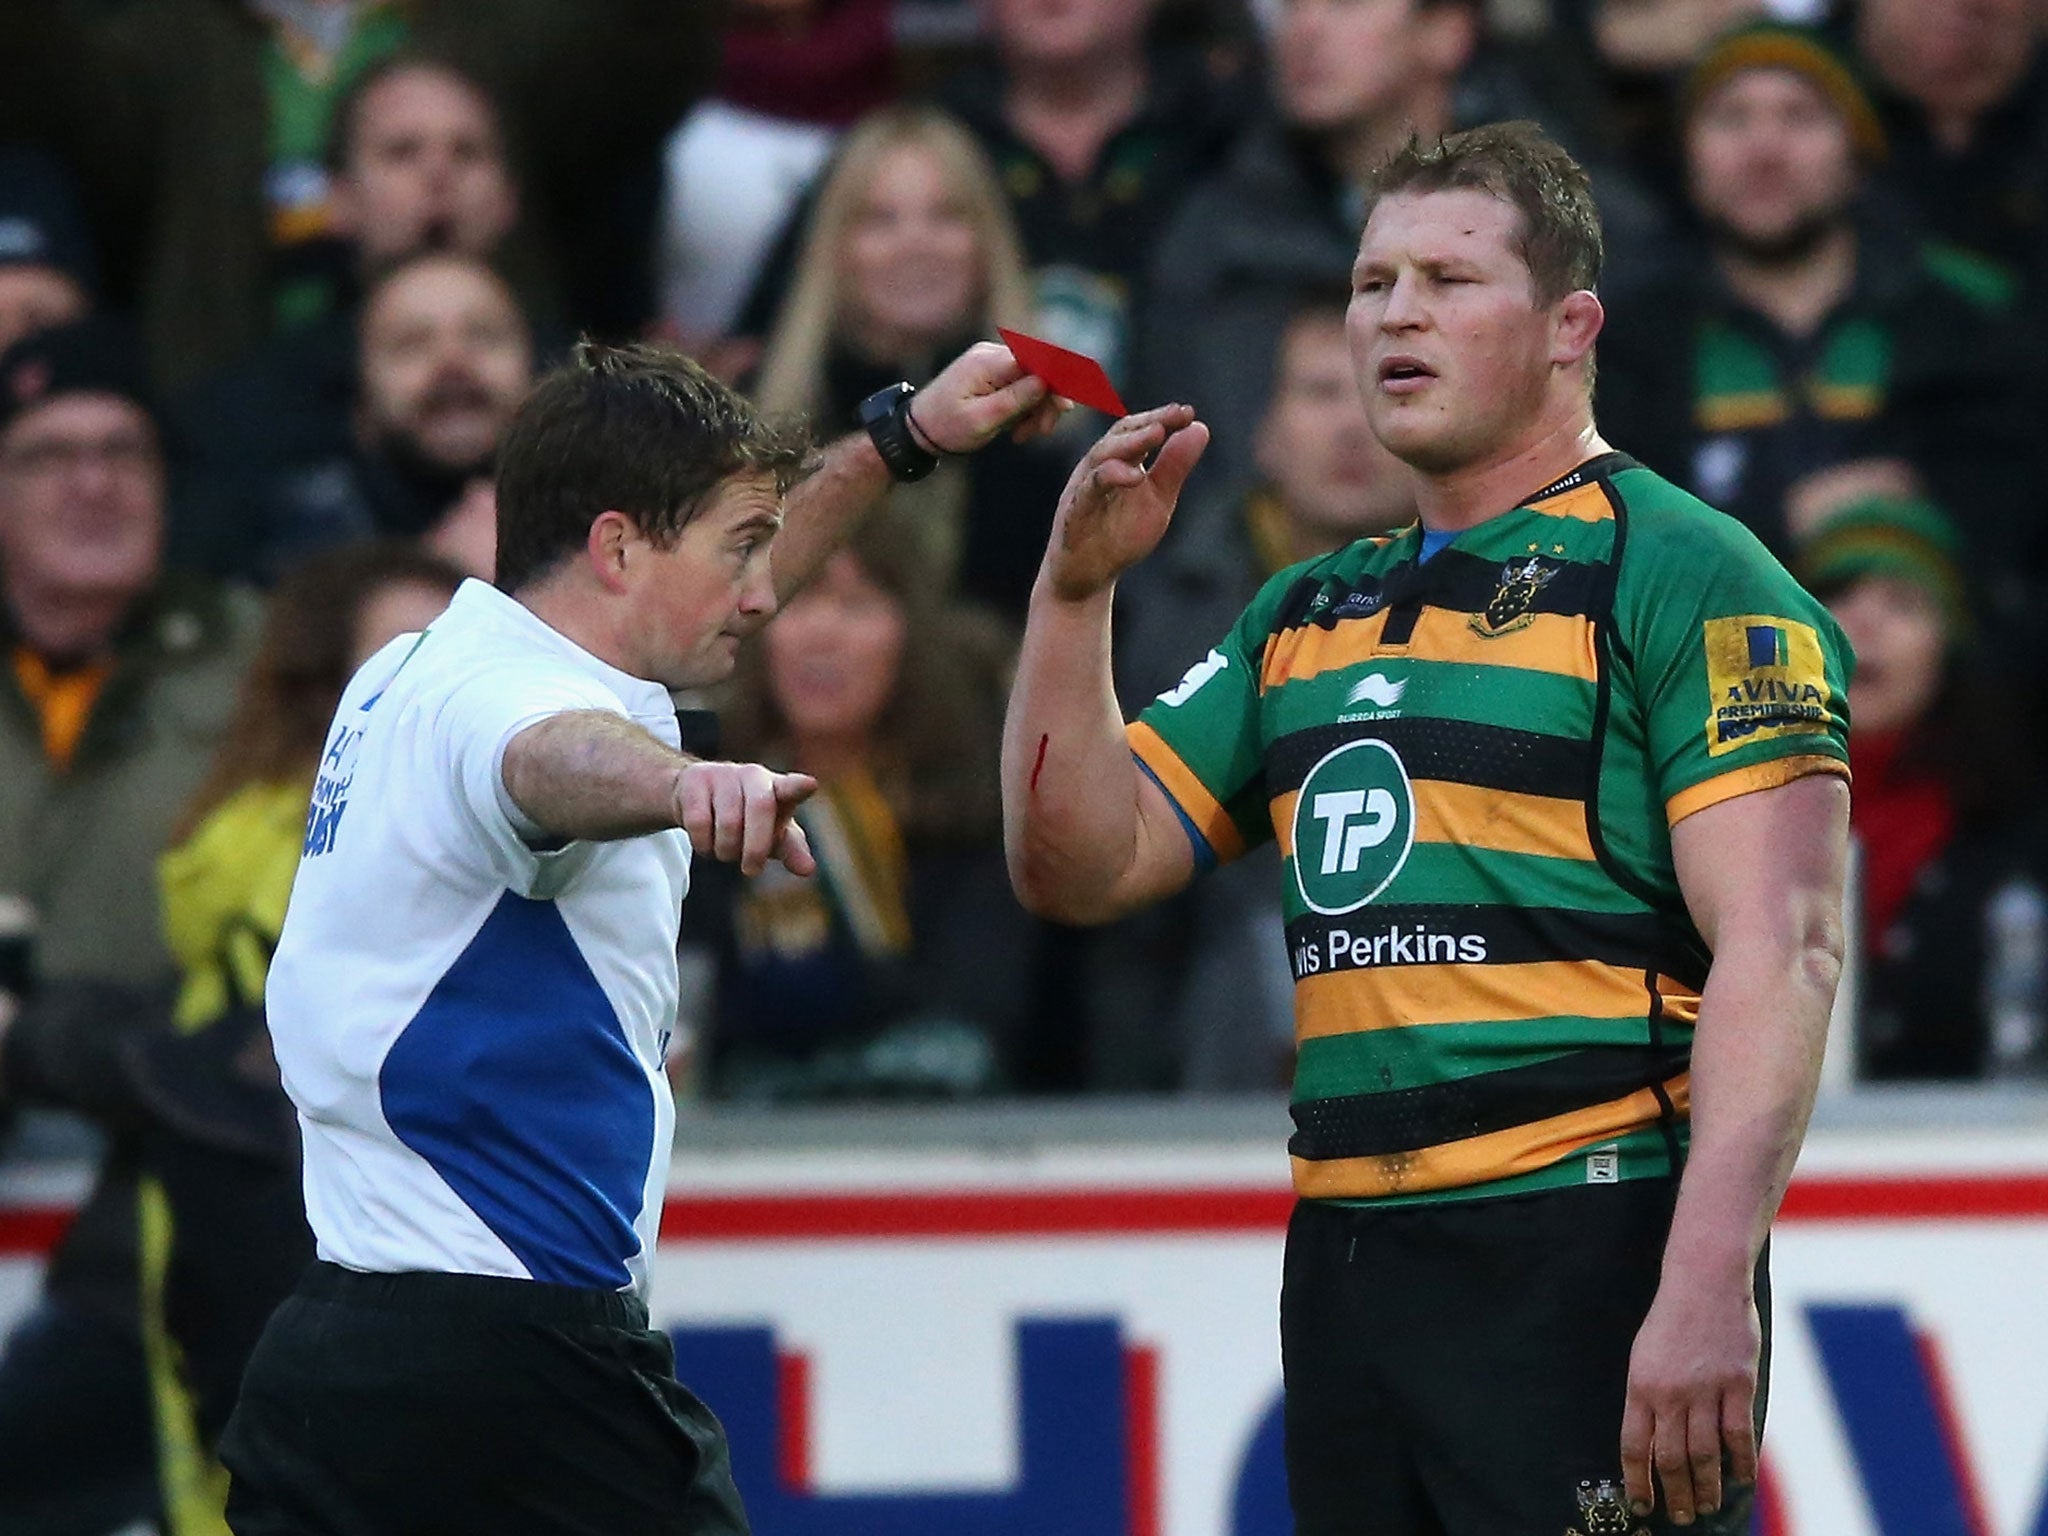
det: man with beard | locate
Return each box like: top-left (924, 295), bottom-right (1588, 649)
top-left (190, 251), bottom-right (531, 582)
top-left (173, 56), bottom-right (537, 542)
top-left (1598, 24), bottom-right (2041, 637)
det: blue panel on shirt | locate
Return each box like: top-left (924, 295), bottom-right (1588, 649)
top-left (380, 892), bottom-right (652, 1288)
top-left (1417, 529), bottom-right (1456, 562)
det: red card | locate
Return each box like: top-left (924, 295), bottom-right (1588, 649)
top-left (998, 327), bottom-right (1128, 417)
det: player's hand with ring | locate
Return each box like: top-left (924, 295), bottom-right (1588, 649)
top-left (672, 761), bottom-right (818, 878)
top-left (1044, 403), bottom-right (1210, 603)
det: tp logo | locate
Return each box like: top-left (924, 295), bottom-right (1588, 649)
top-left (1292, 739), bottom-right (1415, 915)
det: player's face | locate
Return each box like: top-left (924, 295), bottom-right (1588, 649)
top-left (1687, 70), bottom-right (1856, 255)
top-left (623, 473), bottom-right (783, 690)
top-left (358, 257), bottom-right (533, 476)
top-left (840, 146), bottom-right (984, 359)
top-left (764, 549), bottom-right (907, 747)
top-left (1257, 313), bottom-right (1415, 540)
top-left (1826, 574), bottom-right (1945, 736)
top-left (1347, 189), bottom-right (1560, 475)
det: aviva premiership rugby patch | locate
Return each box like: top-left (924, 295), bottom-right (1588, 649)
top-left (1704, 615), bottom-right (1831, 756)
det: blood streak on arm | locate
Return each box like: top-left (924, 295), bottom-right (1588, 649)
top-left (1030, 734), bottom-right (1050, 794)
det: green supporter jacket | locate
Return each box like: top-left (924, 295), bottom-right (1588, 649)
top-left (1128, 454), bottom-right (1852, 1206)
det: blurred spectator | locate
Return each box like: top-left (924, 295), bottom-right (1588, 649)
top-left (1137, 0), bottom-right (1478, 496)
top-left (0, 149), bottom-right (95, 357)
top-left (1852, 0), bottom-right (2048, 291)
top-left (687, 510), bottom-right (1029, 1100)
top-left (658, 0), bottom-right (896, 354)
top-left (143, 543), bottom-right (461, 1536)
top-left (1598, 24), bottom-right (2043, 621)
top-left (754, 106), bottom-right (1070, 618)
top-left (1796, 498), bottom-right (2048, 1079)
top-left (932, 0), bottom-right (1252, 398)
top-left (8, 0), bottom-right (716, 388)
top-left (183, 250), bottom-right (530, 583)
top-left (0, 317), bottom-right (257, 1536)
top-left (1090, 296), bottom-right (1415, 1090)
top-left (174, 55), bottom-right (541, 495)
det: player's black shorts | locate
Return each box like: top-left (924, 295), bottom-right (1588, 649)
top-left (1281, 1179), bottom-right (1769, 1536)
top-left (219, 1262), bottom-right (749, 1536)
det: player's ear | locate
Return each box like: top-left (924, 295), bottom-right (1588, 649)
top-left (1552, 290), bottom-right (1603, 370)
top-left (586, 511), bottom-right (635, 594)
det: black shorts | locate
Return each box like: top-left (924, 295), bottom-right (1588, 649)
top-left (219, 1262), bottom-right (750, 1536)
top-left (1281, 1180), bottom-right (1769, 1536)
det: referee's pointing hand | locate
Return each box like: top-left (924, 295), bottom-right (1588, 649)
top-left (674, 761), bottom-right (818, 878)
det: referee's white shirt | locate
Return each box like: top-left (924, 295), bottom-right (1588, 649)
top-left (268, 579), bottom-right (688, 1296)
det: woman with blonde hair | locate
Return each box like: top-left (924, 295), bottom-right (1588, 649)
top-left (754, 104), bottom-right (1068, 619)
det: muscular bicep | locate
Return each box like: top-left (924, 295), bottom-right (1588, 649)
top-left (1671, 773), bottom-right (1850, 958)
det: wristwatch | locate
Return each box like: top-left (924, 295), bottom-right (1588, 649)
top-left (858, 382), bottom-right (940, 483)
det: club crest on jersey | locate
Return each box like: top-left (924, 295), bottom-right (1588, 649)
top-left (1565, 1478), bottom-right (1644, 1536)
top-left (1471, 555), bottom-right (1559, 637)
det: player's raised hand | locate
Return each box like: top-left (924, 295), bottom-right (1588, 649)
top-left (673, 762), bottom-right (818, 878)
top-left (1045, 404), bottom-right (1209, 603)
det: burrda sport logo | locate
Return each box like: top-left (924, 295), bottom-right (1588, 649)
top-left (1291, 738), bottom-right (1416, 915)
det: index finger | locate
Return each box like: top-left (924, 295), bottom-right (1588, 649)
top-left (1108, 402), bottom-right (1197, 436)
top-left (772, 771), bottom-right (818, 807)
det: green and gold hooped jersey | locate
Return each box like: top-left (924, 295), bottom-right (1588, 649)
top-left (1130, 454), bottom-right (1852, 1205)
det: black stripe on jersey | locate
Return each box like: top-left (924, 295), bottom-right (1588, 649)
top-left (1397, 549), bottom-right (1603, 620)
top-left (1283, 905), bottom-right (1705, 984)
top-left (1267, 717), bottom-right (1589, 802)
top-left (1287, 1042), bottom-right (1691, 1161)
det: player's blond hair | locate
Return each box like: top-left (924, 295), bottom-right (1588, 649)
top-left (1364, 121), bottom-right (1604, 305)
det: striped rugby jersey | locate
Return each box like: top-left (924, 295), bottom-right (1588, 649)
top-left (1130, 453), bottom-right (1852, 1205)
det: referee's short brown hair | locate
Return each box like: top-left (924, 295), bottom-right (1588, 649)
top-left (1363, 121), bottom-right (1604, 305)
top-left (493, 341), bottom-right (813, 595)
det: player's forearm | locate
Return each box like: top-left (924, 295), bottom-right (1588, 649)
top-left (1001, 580), bottom-right (1146, 922)
top-left (1662, 913), bottom-right (1843, 1284)
top-left (501, 711), bottom-right (689, 843)
top-left (769, 433), bottom-right (891, 603)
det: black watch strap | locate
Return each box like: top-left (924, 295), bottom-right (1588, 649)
top-left (858, 382), bottom-right (940, 483)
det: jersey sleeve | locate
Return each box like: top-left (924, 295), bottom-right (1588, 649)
top-left (1126, 569), bottom-right (1295, 869)
top-left (431, 661), bottom-right (630, 892)
top-left (1617, 505), bottom-right (1853, 827)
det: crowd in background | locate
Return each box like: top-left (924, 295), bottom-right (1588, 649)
top-left (3, 0), bottom-right (2047, 1104)
top-left (3, 0), bottom-right (2048, 1530)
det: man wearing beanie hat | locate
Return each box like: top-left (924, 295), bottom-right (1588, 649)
top-left (1797, 495), bottom-right (2048, 1082)
top-left (0, 317), bottom-right (257, 1530)
top-left (1599, 22), bottom-right (2041, 622)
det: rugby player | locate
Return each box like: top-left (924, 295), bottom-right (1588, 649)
top-left (1003, 121), bottom-right (1852, 1534)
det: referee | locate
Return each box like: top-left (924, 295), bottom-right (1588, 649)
top-left (220, 340), bottom-right (1052, 1536)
